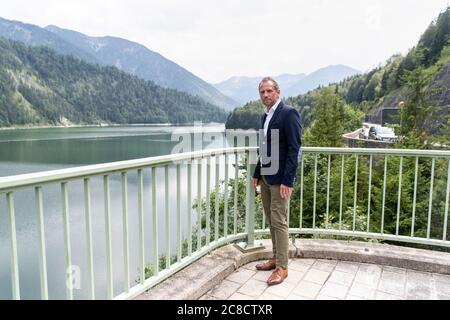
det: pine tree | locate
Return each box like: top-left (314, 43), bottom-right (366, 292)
top-left (398, 66), bottom-right (441, 148)
top-left (307, 87), bottom-right (345, 147)
top-left (430, 7), bottom-right (450, 65)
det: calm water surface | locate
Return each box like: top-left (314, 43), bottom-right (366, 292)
top-left (0, 124), bottom-right (255, 299)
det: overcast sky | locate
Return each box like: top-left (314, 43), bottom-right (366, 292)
top-left (1, 0), bottom-right (449, 83)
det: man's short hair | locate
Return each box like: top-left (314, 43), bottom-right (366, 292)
top-left (258, 77), bottom-right (280, 92)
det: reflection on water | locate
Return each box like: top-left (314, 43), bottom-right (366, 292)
top-left (0, 124), bottom-right (257, 299)
top-left (0, 124), bottom-right (234, 169)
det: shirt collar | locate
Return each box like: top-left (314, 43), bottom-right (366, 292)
top-left (264, 99), bottom-right (281, 115)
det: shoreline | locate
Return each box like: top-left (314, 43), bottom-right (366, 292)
top-left (0, 122), bottom-right (226, 131)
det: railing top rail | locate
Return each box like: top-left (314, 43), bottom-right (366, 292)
top-left (1, 146), bottom-right (449, 191)
top-left (302, 147), bottom-right (450, 157)
top-left (0, 147), bottom-right (257, 192)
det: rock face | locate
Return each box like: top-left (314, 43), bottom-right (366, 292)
top-left (58, 116), bottom-right (73, 127)
top-left (431, 62), bottom-right (450, 105)
top-left (365, 88), bottom-right (407, 125)
top-left (366, 62), bottom-right (450, 133)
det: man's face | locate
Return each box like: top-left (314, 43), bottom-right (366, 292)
top-left (259, 81), bottom-right (280, 108)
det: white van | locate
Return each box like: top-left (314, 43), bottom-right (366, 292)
top-left (369, 125), bottom-right (397, 142)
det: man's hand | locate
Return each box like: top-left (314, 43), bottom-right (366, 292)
top-left (280, 184), bottom-right (293, 199)
top-left (252, 178), bottom-right (259, 189)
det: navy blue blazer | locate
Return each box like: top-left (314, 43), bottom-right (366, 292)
top-left (253, 102), bottom-right (302, 187)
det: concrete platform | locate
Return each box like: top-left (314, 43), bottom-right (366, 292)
top-left (135, 239), bottom-right (450, 300)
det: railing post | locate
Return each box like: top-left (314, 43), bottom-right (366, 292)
top-left (214, 155), bottom-right (220, 242)
top-left (103, 175), bottom-right (113, 300)
top-left (35, 186), bottom-right (49, 300)
top-left (7, 192), bottom-right (20, 300)
top-left (443, 159), bottom-right (450, 241)
top-left (176, 164), bottom-right (182, 262)
top-left (61, 182), bottom-right (73, 300)
top-left (151, 167), bottom-right (159, 275)
top-left (121, 173), bottom-right (130, 293)
top-left (233, 152), bottom-right (238, 235)
top-left (246, 150), bottom-right (256, 246)
top-left (223, 153), bottom-right (229, 238)
top-left (300, 155), bottom-right (304, 229)
top-left (313, 154), bottom-right (318, 229)
top-left (197, 157), bottom-right (202, 250)
top-left (235, 149), bottom-right (264, 252)
top-left (137, 169), bottom-right (145, 284)
top-left (427, 158), bottom-right (436, 239)
top-left (164, 165), bottom-right (170, 268)
top-left (366, 155), bottom-right (373, 232)
top-left (83, 178), bottom-right (95, 300)
top-left (187, 162), bottom-right (192, 256)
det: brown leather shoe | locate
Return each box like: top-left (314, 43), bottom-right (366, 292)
top-left (255, 258), bottom-right (276, 271)
top-left (267, 267), bottom-right (288, 286)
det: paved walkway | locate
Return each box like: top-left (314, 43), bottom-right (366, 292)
top-left (200, 258), bottom-right (450, 300)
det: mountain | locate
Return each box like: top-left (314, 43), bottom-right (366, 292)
top-left (44, 25), bottom-right (239, 110)
top-left (0, 38), bottom-right (227, 126)
top-left (282, 65), bottom-right (361, 98)
top-left (214, 65), bottom-right (359, 104)
top-left (0, 17), bottom-right (239, 111)
top-left (214, 73), bottom-right (306, 104)
top-left (0, 16), bottom-right (98, 63)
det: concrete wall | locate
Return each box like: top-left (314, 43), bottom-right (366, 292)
top-left (342, 128), bottom-right (395, 148)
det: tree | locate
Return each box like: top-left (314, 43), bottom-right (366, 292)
top-left (429, 7), bottom-right (450, 65)
top-left (307, 87), bottom-right (345, 147)
top-left (399, 67), bottom-right (436, 146)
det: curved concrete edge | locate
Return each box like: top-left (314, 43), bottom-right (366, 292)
top-left (135, 244), bottom-right (243, 300)
top-left (135, 239), bottom-right (450, 300)
top-left (295, 239), bottom-right (450, 274)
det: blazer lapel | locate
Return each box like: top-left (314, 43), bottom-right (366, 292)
top-left (261, 113), bottom-right (267, 129)
top-left (267, 102), bottom-right (284, 132)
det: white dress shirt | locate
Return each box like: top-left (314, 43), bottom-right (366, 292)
top-left (263, 99), bottom-right (281, 136)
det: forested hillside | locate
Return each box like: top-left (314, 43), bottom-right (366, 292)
top-left (0, 38), bottom-right (227, 126)
top-left (0, 17), bottom-right (239, 111)
top-left (45, 25), bottom-right (239, 111)
top-left (342, 8), bottom-right (450, 106)
top-left (226, 7), bottom-right (450, 138)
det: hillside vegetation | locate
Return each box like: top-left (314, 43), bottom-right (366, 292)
top-left (0, 38), bottom-right (227, 127)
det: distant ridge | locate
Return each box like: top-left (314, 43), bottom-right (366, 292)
top-left (214, 73), bottom-right (306, 104)
top-left (214, 65), bottom-right (360, 104)
top-left (282, 65), bottom-right (361, 97)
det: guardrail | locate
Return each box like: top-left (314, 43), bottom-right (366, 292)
top-left (1, 147), bottom-right (449, 300)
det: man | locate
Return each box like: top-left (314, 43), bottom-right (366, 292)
top-left (252, 77), bottom-right (302, 286)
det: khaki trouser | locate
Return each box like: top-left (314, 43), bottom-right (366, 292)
top-left (259, 176), bottom-right (289, 268)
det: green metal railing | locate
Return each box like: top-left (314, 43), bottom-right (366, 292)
top-left (282, 147), bottom-right (450, 249)
top-left (1, 146), bottom-right (449, 300)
